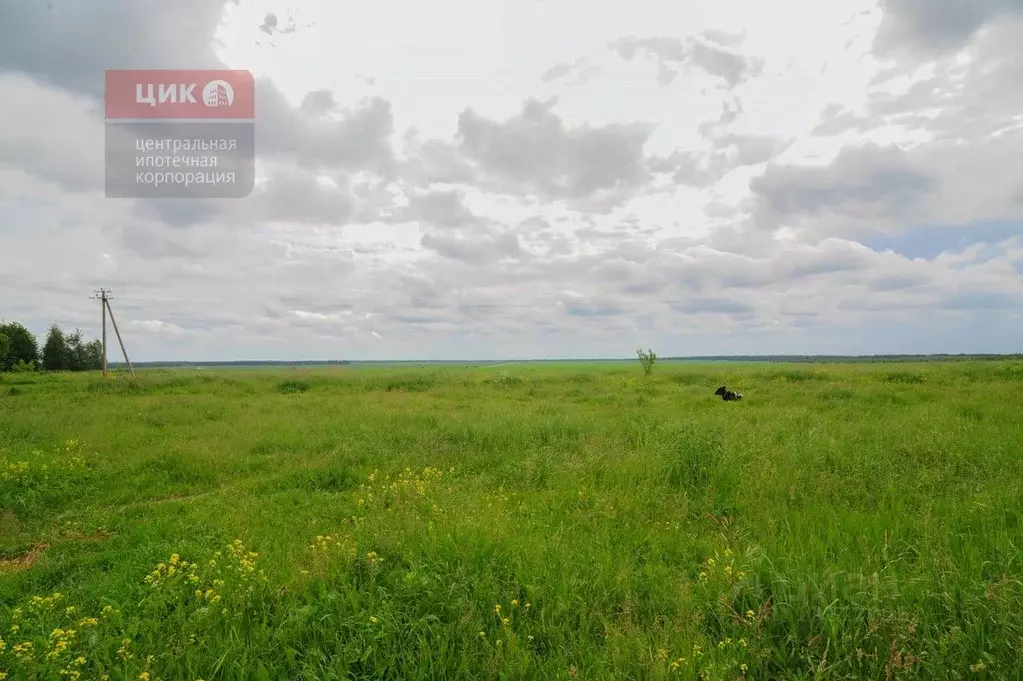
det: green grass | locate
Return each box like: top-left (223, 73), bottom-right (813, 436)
top-left (0, 360), bottom-right (1021, 680)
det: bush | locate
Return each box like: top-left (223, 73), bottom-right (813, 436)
top-left (637, 348), bottom-right (657, 376)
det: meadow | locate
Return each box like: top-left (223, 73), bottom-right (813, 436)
top-left (0, 360), bottom-right (1021, 680)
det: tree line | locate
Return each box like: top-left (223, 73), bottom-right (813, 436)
top-left (0, 320), bottom-right (104, 372)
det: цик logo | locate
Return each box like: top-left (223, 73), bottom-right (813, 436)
top-left (104, 70), bottom-right (253, 119)
top-left (202, 79), bottom-right (235, 108)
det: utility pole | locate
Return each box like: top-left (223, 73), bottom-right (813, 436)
top-left (92, 288), bottom-right (109, 377)
top-left (91, 288), bottom-right (136, 379)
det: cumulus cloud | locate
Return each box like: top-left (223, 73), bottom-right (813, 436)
top-left (609, 35), bottom-right (764, 88)
top-left (452, 97), bottom-right (656, 206)
top-left (873, 0), bottom-right (1023, 55)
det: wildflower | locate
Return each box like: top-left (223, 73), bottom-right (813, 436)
top-left (658, 648), bottom-right (668, 660)
top-left (479, 631), bottom-right (486, 638)
top-left (140, 673), bottom-right (151, 681)
top-left (74, 656), bottom-right (86, 666)
top-left (370, 616), bottom-right (378, 624)
top-left (740, 663), bottom-right (748, 674)
top-left (494, 604), bottom-right (501, 614)
top-left (78, 617), bottom-right (99, 628)
top-left (12, 641), bottom-right (35, 661)
top-left (746, 610), bottom-right (756, 620)
top-left (502, 618), bottom-right (510, 626)
top-left (65, 606), bottom-right (77, 615)
top-left (0, 635), bottom-right (4, 652)
top-left (511, 599), bottom-right (519, 607)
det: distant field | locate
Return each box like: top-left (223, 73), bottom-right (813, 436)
top-left (1, 361), bottom-right (1021, 680)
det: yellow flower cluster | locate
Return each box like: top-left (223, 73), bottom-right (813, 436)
top-left (225, 540), bottom-right (259, 576)
top-left (144, 553), bottom-right (199, 588)
top-left (356, 466), bottom-right (451, 510)
top-left (310, 534), bottom-right (342, 552)
top-left (664, 637), bottom-right (751, 678)
top-left (696, 548), bottom-right (748, 585)
top-left (0, 460), bottom-right (29, 482)
top-left (46, 627), bottom-right (77, 660)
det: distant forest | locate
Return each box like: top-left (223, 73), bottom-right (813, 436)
top-left (115, 354), bottom-right (1022, 369)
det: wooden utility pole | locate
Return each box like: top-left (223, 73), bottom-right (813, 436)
top-left (93, 289), bottom-right (109, 377)
top-left (92, 289), bottom-right (109, 377)
top-left (92, 288), bottom-right (135, 379)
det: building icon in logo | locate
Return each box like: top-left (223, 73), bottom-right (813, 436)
top-left (202, 79), bottom-right (235, 108)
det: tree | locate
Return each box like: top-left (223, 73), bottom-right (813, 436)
top-left (66, 328), bottom-right (85, 371)
top-left (0, 333), bottom-right (9, 367)
top-left (0, 321), bottom-right (39, 371)
top-left (42, 324), bottom-right (70, 371)
top-left (637, 348), bottom-right (657, 376)
top-left (85, 339), bottom-right (104, 371)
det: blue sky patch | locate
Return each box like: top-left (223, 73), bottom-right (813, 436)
top-left (863, 220), bottom-right (1022, 260)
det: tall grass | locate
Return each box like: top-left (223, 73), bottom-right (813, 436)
top-left (0, 361), bottom-right (1021, 679)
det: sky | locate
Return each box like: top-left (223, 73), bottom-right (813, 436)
top-left (1, 0), bottom-right (1022, 361)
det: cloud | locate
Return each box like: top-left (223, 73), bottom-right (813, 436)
top-left (255, 86), bottom-right (397, 176)
top-left (0, 0), bottom-right (236, 98)
top-left (873, 0), bottom-right (1023, 55)
top-left (609, 35), bottom-right (764, 88)
top-left (539, 57), bottom-right (604, 86)
top-left (451, 97), bottom-right (656, 206)
top-left (652, 133), bottom-right (791, 188)
top-left (749, 144), bottom-right (936, 234)
top-left (420, 230), bottom-right (522, 264)
top-left (0, 73), bottom-right (104, 193)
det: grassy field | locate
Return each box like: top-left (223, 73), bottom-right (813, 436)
top-left (1, 360), bottom-right (1021, 680)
